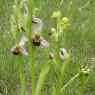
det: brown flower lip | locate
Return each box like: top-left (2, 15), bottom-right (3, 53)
top-left (32, 36), bottom-right (49, 48)
top-left (11, 45), bottom-right (20, 55)
top-left (32, 38), bottom-right (41, 46)
top-left (13, 47), bottom-right (20, 55)
top-left (13, 51), bottom-right (19, 55)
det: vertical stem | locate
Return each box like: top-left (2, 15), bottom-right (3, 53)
top-left (29, 43), bottom-right (36, 95)
top-left (18, 55), bottom-right (26, 95)
top-left (27, 0), bottom-right (36, 95)
top-left (57, 78), bottom-right (62, 95)
top-left (79, 73), bottom-right (84, 95)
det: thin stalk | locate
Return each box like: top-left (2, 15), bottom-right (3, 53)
top-left (57, 59), bottom-right (70, 95)
top-left (57, 78), bottom-right (62, 95)
top-left (79, 73), bottom-right (84, 95)
top-left (18, 55), bottom-right (26, 95)
top-left (61, 72), bottom-right (81, 92)
top-left (27, 0), bottom-right (36, 95)
top-left (29, 43), bottom-right (36, 95)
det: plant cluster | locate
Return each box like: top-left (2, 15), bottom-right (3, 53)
top-left (10, 0), bottom-right (91, 95)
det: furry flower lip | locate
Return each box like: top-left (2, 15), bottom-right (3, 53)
top-left (59, 48), bottom-right (68, 60)
top-left (32, 32), bottom-right (41, 46)
top-left (32, 32), bottom-right (49, 48)
top-left (11, 36), bottom-right (28, 56)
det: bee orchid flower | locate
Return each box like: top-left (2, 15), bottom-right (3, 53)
top-left (19, 6), bottom-right (49, 48)
top-left (11, 36), bottom-right (28, 56)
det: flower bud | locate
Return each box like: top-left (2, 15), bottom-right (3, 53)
top-left (51, 11), bottom-right (61, 19)
top-left (51, 28), bottom-right (57, 33)
top-left (82, 68), bottom-right (89, 76)
top-left (62, 17), bottom-right (69, 24)
top-left (59, 48), bottom-right (68, 60)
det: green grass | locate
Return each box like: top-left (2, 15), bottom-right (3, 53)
top-left (0, 0), bottom-right (95, 95)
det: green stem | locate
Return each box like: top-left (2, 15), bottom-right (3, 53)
top-left (79, 73), bottom-right (84, 95)
top-left (61, 72), bottom-right (81, 92)
top-left (57, 59), bottom-right (70, 95)
top-left (29, 43), bottom-right (36, 95)
top-left (57, 78), bottom-right (62, 95)
top-left (18, 55), bottom-right (26, 95)
top-left (27, 0), bottom-right (36, 95)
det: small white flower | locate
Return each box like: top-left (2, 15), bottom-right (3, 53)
top-left (59, 48), bottom-right (68, 60)
top-left (11, 36), bottom-right (28, 56)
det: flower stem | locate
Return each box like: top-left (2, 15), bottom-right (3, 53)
top-left (79, 73), bottom-right (84, 95)
top-left (18, 55), bottom-right (26, 95)
top-left (57, 78), bottom-right (62, 95)
top-left (61, 72), bottom-right (81, 92)
top-left (27, 0), bottom-right (36, 95)
top-left (29, 44), bottom-right (36, 95)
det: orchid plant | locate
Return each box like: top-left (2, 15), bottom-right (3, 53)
top-left (50, 11), bottom-right (90, 95)
top-left (10, 0), bottom-right (90, 95)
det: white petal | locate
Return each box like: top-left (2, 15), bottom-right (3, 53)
top-left (40, 38), bottom-right (49, 48)
top-left (32, 16), bottom-right (43, 33)
top-left (19, 36), bottom-right (28, 46)
top-left (59, 48), bottom-right (68, 60)
top-left (11, 46), bottom-right (16, 52)
top-left (20, 47), bottom-right (28, 56)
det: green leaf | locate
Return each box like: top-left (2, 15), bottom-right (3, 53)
top-left (35, 62), bottom-right (51, 95)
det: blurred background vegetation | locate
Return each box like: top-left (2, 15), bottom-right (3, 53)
top-left (0, 0), bottom-right (95, 95)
